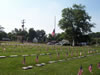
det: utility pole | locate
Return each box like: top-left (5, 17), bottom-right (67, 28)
top-left (22, 19), bottom-right (25, 31)
top-left (21, 19), bottom-right (25, 43)
top-left (54, 16), bottom-right (56, 34)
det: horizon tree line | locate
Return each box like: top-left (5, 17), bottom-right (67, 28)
top-left (0, 4), bottom-right (100, 45)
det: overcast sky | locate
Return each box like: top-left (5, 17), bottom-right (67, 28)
top-left (0, 0), bottom-right (100, 34)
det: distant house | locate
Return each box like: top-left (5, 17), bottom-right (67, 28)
top-left (16, 35), bottom-right (23, 42)
top-left (78, 42), bottom-right (87, 46)
top-left (2, 38), bottom-right (10, 41)
top-left (33, 37), bottom-right (38, 43)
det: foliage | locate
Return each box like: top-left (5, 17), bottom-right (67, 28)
top-left (89, 32), bottom-right (100, 45)
top-left (0, 31), bottom-right (7, 40)
top-left (0, 25), bottom-right (4, 31)
top-left (36, 30), bottom-right (46, 43)
top-left (28, 28), bottom-right (37, 42)
top-left (8, 28), bottom-right (28, 42)
top-left (0, 25), bottom-right (8, 40)
top-left (7, 28), bottom-right (47, 43)
top-left (58, 4), bottom-right (95, 45)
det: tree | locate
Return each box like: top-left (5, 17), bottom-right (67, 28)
top-left (9, 28), bottom-right (28, 42)
top-left (0, 25), bottom-right (4, 31)
top-left (28, 28), bottom-right (36, 42)
top-left (0, 25), bottom-right (7, 40)
top-left (47, 33), bottom-right (65, 42)
top-left (47, 34), bottom-right (54, 42)
top-left (0, 31), bottom-right (7, 40)
top-left (59, 4), bottom-right (95, 46)
top-left (89, 32), bottom-right (100, 45)
top-left (36, 30), bottom-right (46, 43)
top-left (8, 32), bottom-right (16, 41)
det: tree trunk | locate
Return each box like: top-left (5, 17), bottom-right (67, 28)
top-left (72, 39), bottom-right (75, 46)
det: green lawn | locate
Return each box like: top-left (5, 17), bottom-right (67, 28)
top-left (0, 42), bottom-right (100, 75)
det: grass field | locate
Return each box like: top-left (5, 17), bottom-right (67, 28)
top-left (0, 42), bottom-right (100, 75)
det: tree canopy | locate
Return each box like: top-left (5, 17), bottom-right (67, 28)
top-left (59, 4), bottom-right (95, 46)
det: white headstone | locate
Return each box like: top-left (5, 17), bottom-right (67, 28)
top-left (0, 56), bottom-right (6, 58)
top-left (22, 55), bottom-right (29, 57)
top-left (22, 67), bottom-right (28, 70)
top-left (36, 64), bottom-right (42, 67)
top-left (10, 55), bottom-right (18, 57)
top-left (48, 61), bottom-right (56, 64)
top-left (27, 66), bottom-right (33, 69)
top-left (41, 63), bottom-right (46, 66)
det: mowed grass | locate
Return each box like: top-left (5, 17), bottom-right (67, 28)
top-left (0, 54), bottom-right (100, 75)
top-left (0, 42), bottom-right (100, 75)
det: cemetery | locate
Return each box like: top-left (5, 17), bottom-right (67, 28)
top-left (0, 42), bottom-right (100, 75)
top-left (0, 0), bottom-right (100, 75)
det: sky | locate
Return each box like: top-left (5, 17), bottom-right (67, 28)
top-left (0, 0), bottom-right (100, 34)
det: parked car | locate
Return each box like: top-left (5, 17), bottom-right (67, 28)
top-left (47, 41), bottom-right (57, 45)
top-left (59, 40), bottom-right (70, 46)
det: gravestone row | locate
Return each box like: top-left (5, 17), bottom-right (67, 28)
top-left (22, 53), bottom-right (100, 70)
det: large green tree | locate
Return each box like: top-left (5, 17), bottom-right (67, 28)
top-left (28, 28), bottom-right (36, 42)
top-left (0, 25), bottom-right (7, 40)
top-left (0, 25), bottom-right (4, 31)
top-left (59, 4), bottom-right (95, 46)
top-left (36, 30), bottom-right (46, 43)
top-left (9, 28), bottom-right (28, 42)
